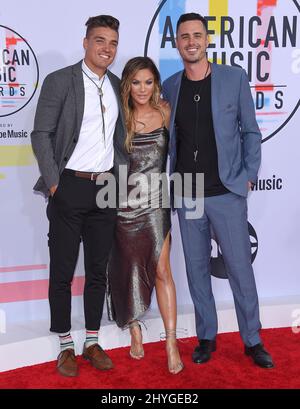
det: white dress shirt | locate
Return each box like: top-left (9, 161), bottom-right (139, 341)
top-left (66, 60), bottom-right (118, 172)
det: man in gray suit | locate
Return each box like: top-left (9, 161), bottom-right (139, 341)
top-left (31, 15), bottom-right (128, 377)
top-left (162, 13), bottom-right (274, 368)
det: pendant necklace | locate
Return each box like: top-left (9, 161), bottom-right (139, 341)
top-left (193, 61), bottom-right (210, 103)
top-left (82, 69), bottom-right (106, 147)
top-left (192, 61), bottom-right (210, 162)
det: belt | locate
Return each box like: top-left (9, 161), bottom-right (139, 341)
top-left (64, 168), bottom-right (113, 181)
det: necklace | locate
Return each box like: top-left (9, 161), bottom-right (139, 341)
top-left (134, 110), bottom-right (154, 133)
top-left (82, 69), bottom-right (106, 108)
top-left (193, 61), bottom-right (210, 103)
top-left (192, 61), bottom-right (210, 162)
top-left (82, 69), bottom-right (106, 147)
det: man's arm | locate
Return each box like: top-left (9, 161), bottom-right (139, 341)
top-left (238, 69), bottom-right (261, 185)
top-left (31, 73), bottom-right (66, 193)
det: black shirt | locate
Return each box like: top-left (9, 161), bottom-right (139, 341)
top-left (175, 73), bottom-right (229, 197)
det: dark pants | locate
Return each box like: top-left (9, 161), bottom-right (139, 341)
top-left (46, 169), bottom-right (116, 333)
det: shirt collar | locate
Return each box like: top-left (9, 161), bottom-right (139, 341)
top-left (82, 60), bottom-right (106, 81)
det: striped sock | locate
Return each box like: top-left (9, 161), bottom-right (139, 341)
top-left (85, 330), bottom-right (99, 348)
top-left (59, 332), bottom-right (74, 352)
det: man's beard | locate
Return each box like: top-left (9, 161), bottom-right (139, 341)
top-left (182, 52), bottom-right (207, 65)
top-left (183, 56), bottom-right (200, 64)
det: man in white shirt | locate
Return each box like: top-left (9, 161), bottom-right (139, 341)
top-left (31, 15), bottom-right (129, 377)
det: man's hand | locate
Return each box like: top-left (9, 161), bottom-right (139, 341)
top-left (248, 181), bottom-right (254, 191)
top-left (158, 98), bottom-right (168, 108)
top-left (49, 185), bottom-right (58, 196)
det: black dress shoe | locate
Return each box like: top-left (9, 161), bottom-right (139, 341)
top-left (245, 343), bottom-right (274, 368)
top-left (192, 339), bottom-right (216, 364)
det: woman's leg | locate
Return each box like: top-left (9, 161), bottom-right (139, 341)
top-left (155, 232), bottom-right (184, 374)
top-left (129, 320), bottom-right (144, 359)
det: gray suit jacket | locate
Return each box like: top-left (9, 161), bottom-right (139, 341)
top-left (162, 63), bottom-right (261, 199)
top-left (31, 60), bottom-right (129, 196)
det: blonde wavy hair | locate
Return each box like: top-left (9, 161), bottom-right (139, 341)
top-left (121, 57), bottom-right (162, 152)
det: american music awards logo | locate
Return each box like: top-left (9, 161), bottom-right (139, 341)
top-left (0, 25), bottom-right (39, 117)
top-left (144, 0), bottom-right (300, 143)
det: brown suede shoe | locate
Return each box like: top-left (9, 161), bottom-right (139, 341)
top-left (82, 343), bottom-right (114, 370)
top-left (57, 348), bottom-right (78, 377)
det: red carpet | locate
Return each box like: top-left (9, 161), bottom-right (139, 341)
top-left (0, 327), bottom-right (299, 389)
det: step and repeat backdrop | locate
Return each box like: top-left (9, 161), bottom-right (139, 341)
top-left (0, 0), bottom-right (299, 332)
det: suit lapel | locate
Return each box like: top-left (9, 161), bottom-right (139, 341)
top-left (211, 63), bottom-right (221, 132)
top-left (107, 70), bottom-right (126, 135)
top-left (72, 61), bottom-right (85, 135)
top-left (169, 70), bottom-right (184, 136)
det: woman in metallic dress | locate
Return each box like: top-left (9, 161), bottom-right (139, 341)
top-left (107, 57), bottom-right (183, 374)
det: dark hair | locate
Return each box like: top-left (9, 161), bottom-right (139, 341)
top-left (176, 13), bottom-right (208, 33)
top-left (85, 15), bottom-right (119, 37)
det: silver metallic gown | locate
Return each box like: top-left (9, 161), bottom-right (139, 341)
top-left (107, 126), bottom-right (171, 328)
